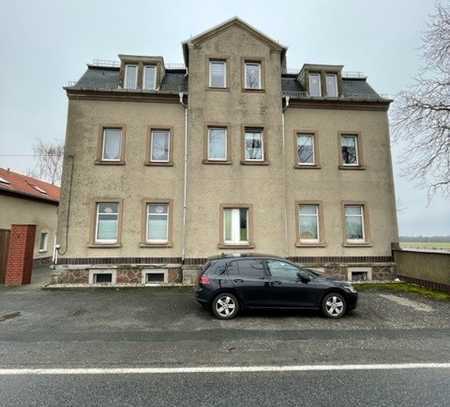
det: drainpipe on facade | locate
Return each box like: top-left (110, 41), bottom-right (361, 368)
top-left (179, 91), bottom-right (188, 262)
top-left (282, 96), bottom-right (290, 257)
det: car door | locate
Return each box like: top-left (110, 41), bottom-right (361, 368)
top-left (265, 260), bottom-right (315, 308)
top-left (229, 259), bottom-right (271, 307)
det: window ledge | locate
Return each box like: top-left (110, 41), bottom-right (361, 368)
top-left (242, 88), bottom-right (265, 93)
top-left (342, 242), bottom-right (373, 247)
top-left (240, 160), bottom-right (270, 166)
top-left (295, 242), bottom-right (327, 248)
top-left (202, 159), bottom-right (232, 165)
top-left (294, 164), bottom-right (321, 170)
top-left (144, 162), bottom-right (174, 167)
top-left (139, 242), bottom-right (173, 248)
top-left (88, 243), bottom-right (122, 248)
top-left (38, 249), bottom-right (48, 253)
top-left (207, 87), bottom-right (230, 92)
top-left (218, 243), bottom-right (255, 250)
top-left (95, 160), bottom-right (126, 166)
top-left (339, 165), bottom-right (366, 170)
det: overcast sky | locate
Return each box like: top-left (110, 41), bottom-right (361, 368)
top-left (0, 0), bottom-right (448, 236)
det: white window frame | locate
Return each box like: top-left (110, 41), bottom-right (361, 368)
top-left (209, 60), bottom-right (226, 88)
top-left (207, 127), bottom-right (228, 161)
top-left (326, 73), bottom-right (338, 97)
top-left (298, 204), bottom-right (320, 243)
top-left (297, 133), bottom-right (316, 165)
top-left (39, 231), bottom-right (49, 252)
top-left (308, 73), bottom-right (322, 97)
top-left (101, 128), bottom-right (122, 162)
top-left (146, 203), bottom-right (169, 244)
top-left (345, 205), bottom-right (366, 243)
top-left (244, 129), bottom-right (264, 161)
top-left (124, 64), bottom-right (138, 89)
top-left (224, 208), bottom-right (249, 245)
top-left (95, 202), bottom-right (119, 244)
top-left (244, 62), bottom-right (262, 89)
top-left (89, 269), bottom-right (117, 285)
top-left (341, 134), bottom-right (360, 166)
top-left (141, 269), bottom-right (169, 285)
top-left (150, 130), bottom-right (171, 163)
top-left (143, 65), bottom-right (157, 90)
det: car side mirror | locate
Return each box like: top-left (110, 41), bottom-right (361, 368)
top-left (298, 273), bottom-right (310, 283)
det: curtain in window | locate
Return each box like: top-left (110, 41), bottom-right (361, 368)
top-left (208, 128), bottom-right (227, 160)
top-left (148, 204), bottom-right (168, 241)
top-left (224, 208), bottom-right (248, 244)
top-left (326, 74), bottom-right (338, 97)
top-left (345, 206), bottom-right (363, 240)
top-left (245, 132), bottom-right (263, 160)
top-left (245, 63), bottom-right (260, 89)
top-left (341, 135), bottom-right (357, 164)
top-left (125, 65), bottom-right (137, 89)
top-left (151, 131), bottom-right (169, 161)
top-left (210, 61), bottom-right (225, 87)
top-left (97, 203), bottom-right (119, 241)
top-left (144, 65), bottom-right (156, 90)
top-left (299, 205), bottom-right (319, 240)
top-left (103, 129), bottom-right (122, 160)
top-left (297, 134), bottom-right (314, 164)
top-left (308, 74), bottom-right (321, 97)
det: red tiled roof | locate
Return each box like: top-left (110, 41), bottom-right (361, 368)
top-left (0, 168), bottom-right (60, 204)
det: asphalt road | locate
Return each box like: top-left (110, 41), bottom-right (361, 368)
top-left (0, 269), bottom-right (449, 406)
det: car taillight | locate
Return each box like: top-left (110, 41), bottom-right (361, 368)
top-left (199, 275), bottom-right (210, 285)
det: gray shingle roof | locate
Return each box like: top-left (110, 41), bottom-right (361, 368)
top-left (72, 67), bottom-right (187, 93)
top-left (281, 74), bottom-right (383, 100)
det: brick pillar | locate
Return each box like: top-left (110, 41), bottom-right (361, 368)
top-left (5, 225), bottom-right (36, 286)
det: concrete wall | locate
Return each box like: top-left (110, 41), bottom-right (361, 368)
top-left (57, 99), bottom-right (185, 258)
top-left (285, 108), bottom-right (398, 257)
top-left (0, 195), bottom-right (58, 259)
top-left (394, 249), bottom-right (450, 288)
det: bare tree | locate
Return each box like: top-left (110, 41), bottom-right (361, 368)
top-left (392, 2), bottom-right (450, 197)
top-left (31, 139), bottom-right (64, 185)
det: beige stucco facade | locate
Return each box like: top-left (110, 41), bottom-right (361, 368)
top-left (0, 194), bottom-right (58, 259)
top-left (56, 18), bottom-right (398, 284)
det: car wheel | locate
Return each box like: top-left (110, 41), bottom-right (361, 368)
top-left (212, 293), bottom-right (239, 320)
top-left (322, 292), bottom-right (347, 319)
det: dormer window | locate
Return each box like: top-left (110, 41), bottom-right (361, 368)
top-left (143, 65), bottom-right (157, 90)
top-left (308, 73), bottom-right (322, 97)
top-left (124, 64), bottom-right (138, 89)
top-left (326, 74), bottom-right (338, 97)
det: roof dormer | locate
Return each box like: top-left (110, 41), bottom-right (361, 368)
top-left (297, 64), bottom-right (344, 98)
top-left (118, 55), bottom-right (166, 91)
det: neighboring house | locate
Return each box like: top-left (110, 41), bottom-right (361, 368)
top-left (0, 168), bottom-right (60, 269)
top-left (56, 17), bottom-right (398, 286)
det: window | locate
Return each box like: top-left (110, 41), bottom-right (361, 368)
top-left (143, 65), bottom-right (157, 90)
top-left (223, 208), bottom-right (248, 245)
top-left (298, 204), bottom-right (320, 243)
top-left (124, 64), bottom-right (138, 89)
top-left (146, 203), bottom-right (169, 243)
top-left (95, 202), bottom-right (119, 244)
top-left (266, 260), bottom-right (300, 281)
top-left (344, 205), bottom-right (365, 243)
top-left (150, 130), bottom-right (170, 162)
top-left (209, 60), bottom-right (226, 88)
top-left (208, 127), bottom-right (227, 161)
top-left (244, 128), bottom-right (264, 161)
top-left (89, 270), bottom-right (116, 285)
top-left (296, 133), bottom-right (315, 165)
top-left (101, 128), bottom-right (123, 161)
top-left (237, 260), bottom-right (266, 279)
top-left (341, 134), bottom-right (359, 166)
top-left (308, 73), bottom-right (322, 97)
top-left (244, 62), bottom-right (261, 89)
top-left (326, 74), bottom-right (338, 97)
top-left (143, 269), bottom-right (168, 284)
top-left (39, 232), bottom-right (48, 252)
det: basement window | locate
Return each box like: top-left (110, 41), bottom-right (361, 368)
top-left (347, 267), bottom-right (372, 282)
top-left (89, 270), bottom-right (116, 285)
top-left (142, 269), bottom-right (168, 285)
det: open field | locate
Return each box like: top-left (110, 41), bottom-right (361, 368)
top-left (400, 242), bottom-right (450, 251)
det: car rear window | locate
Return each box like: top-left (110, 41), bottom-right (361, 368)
top-left (237, 259), bottom-right (266, 279)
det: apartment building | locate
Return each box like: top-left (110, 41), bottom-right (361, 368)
top-left (55, 18), bottom-right (398, 285)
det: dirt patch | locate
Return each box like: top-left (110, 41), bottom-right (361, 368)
top-left (0, 312), bottom-right (21, 321)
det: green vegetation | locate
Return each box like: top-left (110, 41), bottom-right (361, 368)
top-left (400, 242), bottom-right (450, 251)
top-left (356, 282), bottom-right (450, 302)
